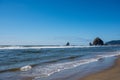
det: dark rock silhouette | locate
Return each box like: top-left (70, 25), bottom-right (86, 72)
top-left (89, 42), bottom-right (92, 46)
top-left (66, 42), bottom-right (70, 46)
top-left (93, 37), bottom-right (104, 45)
top-left (105, 40), bottom-right (120, 45)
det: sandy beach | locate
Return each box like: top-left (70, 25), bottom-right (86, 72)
top-left (79, 57), bottom-right (120, 80)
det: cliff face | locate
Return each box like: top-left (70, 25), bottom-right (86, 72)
top-left (105, 40), bottom-right (120, 45)
top-left (93, 37), bottom-right (104, 45)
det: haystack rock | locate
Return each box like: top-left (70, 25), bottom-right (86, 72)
top-left (93, 37), bottom-right (104, 45)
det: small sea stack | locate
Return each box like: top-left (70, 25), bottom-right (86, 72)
top-left (89, 42), bottom-right (92, 46)
top-left (66, 42), bottom-right (70, 46)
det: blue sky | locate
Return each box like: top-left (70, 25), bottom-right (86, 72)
top-left (0, 0), bottom-right (120, 45)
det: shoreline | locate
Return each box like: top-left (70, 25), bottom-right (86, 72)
top-left (2, 57), bottom-right (119, 80)
top-left (79, 56), bottom-right (120, 80)
top-left (21, 56), bottom-right (118, 80)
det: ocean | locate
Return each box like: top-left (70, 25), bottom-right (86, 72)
top-left (0, 45), bottom-right (120, 80)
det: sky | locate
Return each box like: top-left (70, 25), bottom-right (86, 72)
top-left (0, 0), bottom-right (120, 45)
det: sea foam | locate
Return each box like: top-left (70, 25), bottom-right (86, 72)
top-left (31, 52), bottom-right (120, 80)
top-left (20, 65), bottom-right (32, 71)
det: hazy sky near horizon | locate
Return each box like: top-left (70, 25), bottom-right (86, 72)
top-left (0, 0), bottom-right (120, 45)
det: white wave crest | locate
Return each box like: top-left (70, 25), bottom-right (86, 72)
top-left (32, 58), bottom-right (100, 80)
top-left (97, 52), bottom-right (120, 58)
top-left (0, 46), bottom-right (92, 50)
top-left (31, 52), bottom-right (120, 80)
top-left (20, 65), bottom-right (32, 71)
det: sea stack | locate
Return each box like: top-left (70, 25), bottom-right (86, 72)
top-left (66, 42), bottom-right (70, 46)
top-left (89, 42), bottom-right (92, 46)
top-left (93, 37), bottom-right (104, 45)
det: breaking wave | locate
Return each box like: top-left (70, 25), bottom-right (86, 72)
top-left (0, 45), bottom-right (93, 50)
top-left (26, 52), bottom-right (120, 80)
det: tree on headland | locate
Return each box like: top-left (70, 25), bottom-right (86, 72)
top-left (93, 37), bottom-right (104, 45)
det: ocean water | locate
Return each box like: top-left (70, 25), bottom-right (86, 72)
top-left (0, 45), bottom-right (120, 80)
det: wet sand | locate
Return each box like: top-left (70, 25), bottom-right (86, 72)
top-left (79, 57), bottom-right (120, 80)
